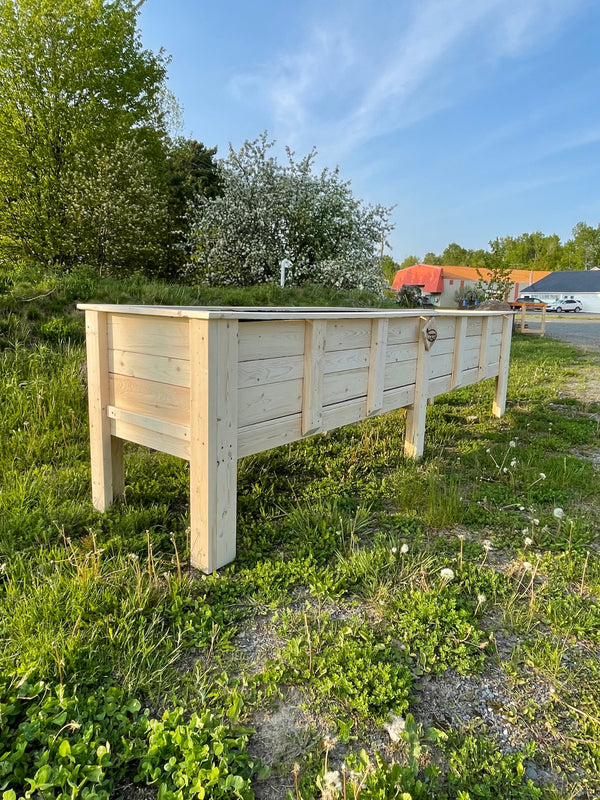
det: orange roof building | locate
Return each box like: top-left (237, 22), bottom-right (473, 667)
top-left (391, 264), bottom-right (552, 306)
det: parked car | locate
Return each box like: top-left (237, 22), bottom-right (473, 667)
top-left (516, 296), bottom-right (545, 305)
top-left (546, 298), bottom-right (583, 313)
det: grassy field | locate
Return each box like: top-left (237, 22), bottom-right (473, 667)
top-left (1, 272), bottom-right (599, 800)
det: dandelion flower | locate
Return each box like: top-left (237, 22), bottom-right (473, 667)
top-left (523, 561), bottom-right (533, 572)
top-left (482, 539), bottom-right (492, 551)
top-left (400, 543), bottom-right (409, 554)
top-left (510, 459), bottom-right (517, 468)
top-left (384, 714), bottom-right (406, 742)
top-left (503, 467), bottom-right (508, 474)
top-left (440, 567), bottom-right (455, 581)
top-left (477, 593), bottom-right (487, 604)
top-left (532, 519), bottom-right (539, 526)
top-left (509, 440), bottom-right (516, 448)
top-left (524, 537), bottom-right (533, 547)
top-left (521, 528), bottom-right (529, 536)
top-left (539, 473), bottom-right (546, 480)
top-left (321, 770), bottom-right (342, 798)
top-left (391, 547), bottom-right (397, 555)
top-left (553, 508), bottom-right (564, 519)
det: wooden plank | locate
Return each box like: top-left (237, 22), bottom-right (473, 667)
top-left (386, 341), bottom-right (418, 364)
top-left (238, 379), bottom-right (303, 428)
top-left (489, 315), bottom-right (504, 334)
top-left (451, 316), bottom-right (467, 389)
top-left (381, 384), bottom-right (415, 413)
top-left (493, 314), bottom-right (512, 417)
top-left (238, 354), bottom-right (303, 389)
top-left (486, 344), bottom-right (501, 367)
top-left (367, 318), bottom-right (388, 415)
top-left (85, 310), bottom-right (124, 510)
top-left (384, 359), bottom-right (418, 391)
top-left (323, 368), bottom-right (368, 406)
top-left (109, 374), bottom-right (190, 426)
top-left (387, 317), bottom-right (420, 345)
top-left (478, 316), bottom-right (490, 381)
top-left (109, 349), bottom-right (190, 388)
top-left (107, 405), bottom-right (190, 442)
top-left (238, 320), bottom-right (304, 361)
top-left (325, 347), bottom-right (370, 374)
top-left (325, 319), bottom-right (372, 351)
top-left (302, 320), bottom-right (327, 435)
top-left (189, 318), bottom-right (239, 574)
top-left (110, 417), bottom-right (190, 460)
top-left (404, 317), bottom-right (430, 459)
top-left (429, 351), bottom-right (455, 380)
top-left (466, 316), bottom-right (483, 336)
top-left (108, 314), bottom-right (189, 360)
top-left (425, 317), bottom-right (456, 339)
top-left (238, 414), bottom-right (303, 458)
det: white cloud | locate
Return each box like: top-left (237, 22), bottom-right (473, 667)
top-left (228, 0), bottom-right (585, 158)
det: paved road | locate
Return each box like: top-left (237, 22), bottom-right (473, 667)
top-left (522, 312), bottom-right (600, 351)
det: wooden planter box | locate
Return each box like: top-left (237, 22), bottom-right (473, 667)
top-left (78, 305), bottom-right (512, 573)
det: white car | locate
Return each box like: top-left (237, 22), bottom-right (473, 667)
top-left (546, 298), bottom-right (583, 313)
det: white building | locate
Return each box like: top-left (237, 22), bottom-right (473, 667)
top-left (525, 271), bottom-right (600, 313)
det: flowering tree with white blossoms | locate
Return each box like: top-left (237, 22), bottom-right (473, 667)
top-left (185, 133), bottom-right (394, 291)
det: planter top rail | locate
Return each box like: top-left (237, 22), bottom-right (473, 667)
top-left (78, 303), bottom-right (510, 321)
top-left (78, 303), bottom-right (513, 573)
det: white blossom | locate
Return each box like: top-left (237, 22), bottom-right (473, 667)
top-left (553, 508), bottom-right (564, 519)
top-left (186, 133), bottom-right (393, 291)
top-left (440, 568), bottom-right (455, 581)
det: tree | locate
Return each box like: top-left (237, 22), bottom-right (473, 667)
top-left (441, 242), bottom-right (470, 266)
top-left (476, 243), bottom-right (514, 300)
top-left (0, 0), bottom-right (169, 268)
top-left (67, 139), bottom-right (169, 275)
top-left (561, 222), bottom-right (600, 270)
top-left (162, 138), bottom-right (220, 275)
top-left (397, 255), bottom-right (420, 270)
top-left (380, 254), bottom-right (399, 285)
top-left (186, 134), bottom-right (394, 292)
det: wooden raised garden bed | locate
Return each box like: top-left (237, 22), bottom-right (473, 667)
top-left (78, 305), bottom-right (512, 573)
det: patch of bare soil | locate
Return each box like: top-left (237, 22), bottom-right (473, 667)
top-left (248, 688), bottom-right (324, 800)
top-left (558, 355), bottom-right (600, 407)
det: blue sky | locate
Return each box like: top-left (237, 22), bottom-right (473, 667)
top-left (138, 0), bottom-right (600, 262)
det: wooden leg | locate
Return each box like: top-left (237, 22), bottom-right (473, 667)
top-left (86, 310), bottom-right (124, 510)
top-left (404, 317), bottom-right (430, 459)
top-left (189, 318), bottom-right (238, 573)
top-left (493, 314), bottom-right (512, 418)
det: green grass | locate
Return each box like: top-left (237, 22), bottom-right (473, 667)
top-left (1, 273), bottom-right (600, 798)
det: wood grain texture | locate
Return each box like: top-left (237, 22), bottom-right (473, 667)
top-left (108, 314), bottom-right (189, 360)
top-left (493, 314), bottom-right (512, 417)
top-left (189, 318), bottom-right (238, 574)
top-left (302, 320), bottom-right (327, 435)
top-left (85, 310), bottom-right (123, 510)
top-left (367, 318), bottom-right (388, 415)
top-left (109, 348), bottom-right (190, 388)
top-left (404, 317), bottom-right (430, 459)
top-left (109, 374), bottom-right (190, 426)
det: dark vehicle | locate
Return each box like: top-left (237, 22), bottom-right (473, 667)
top-left (546, 298), bottom-right (583, 313)
top-left (516, 296), bottom-right (545, 304)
